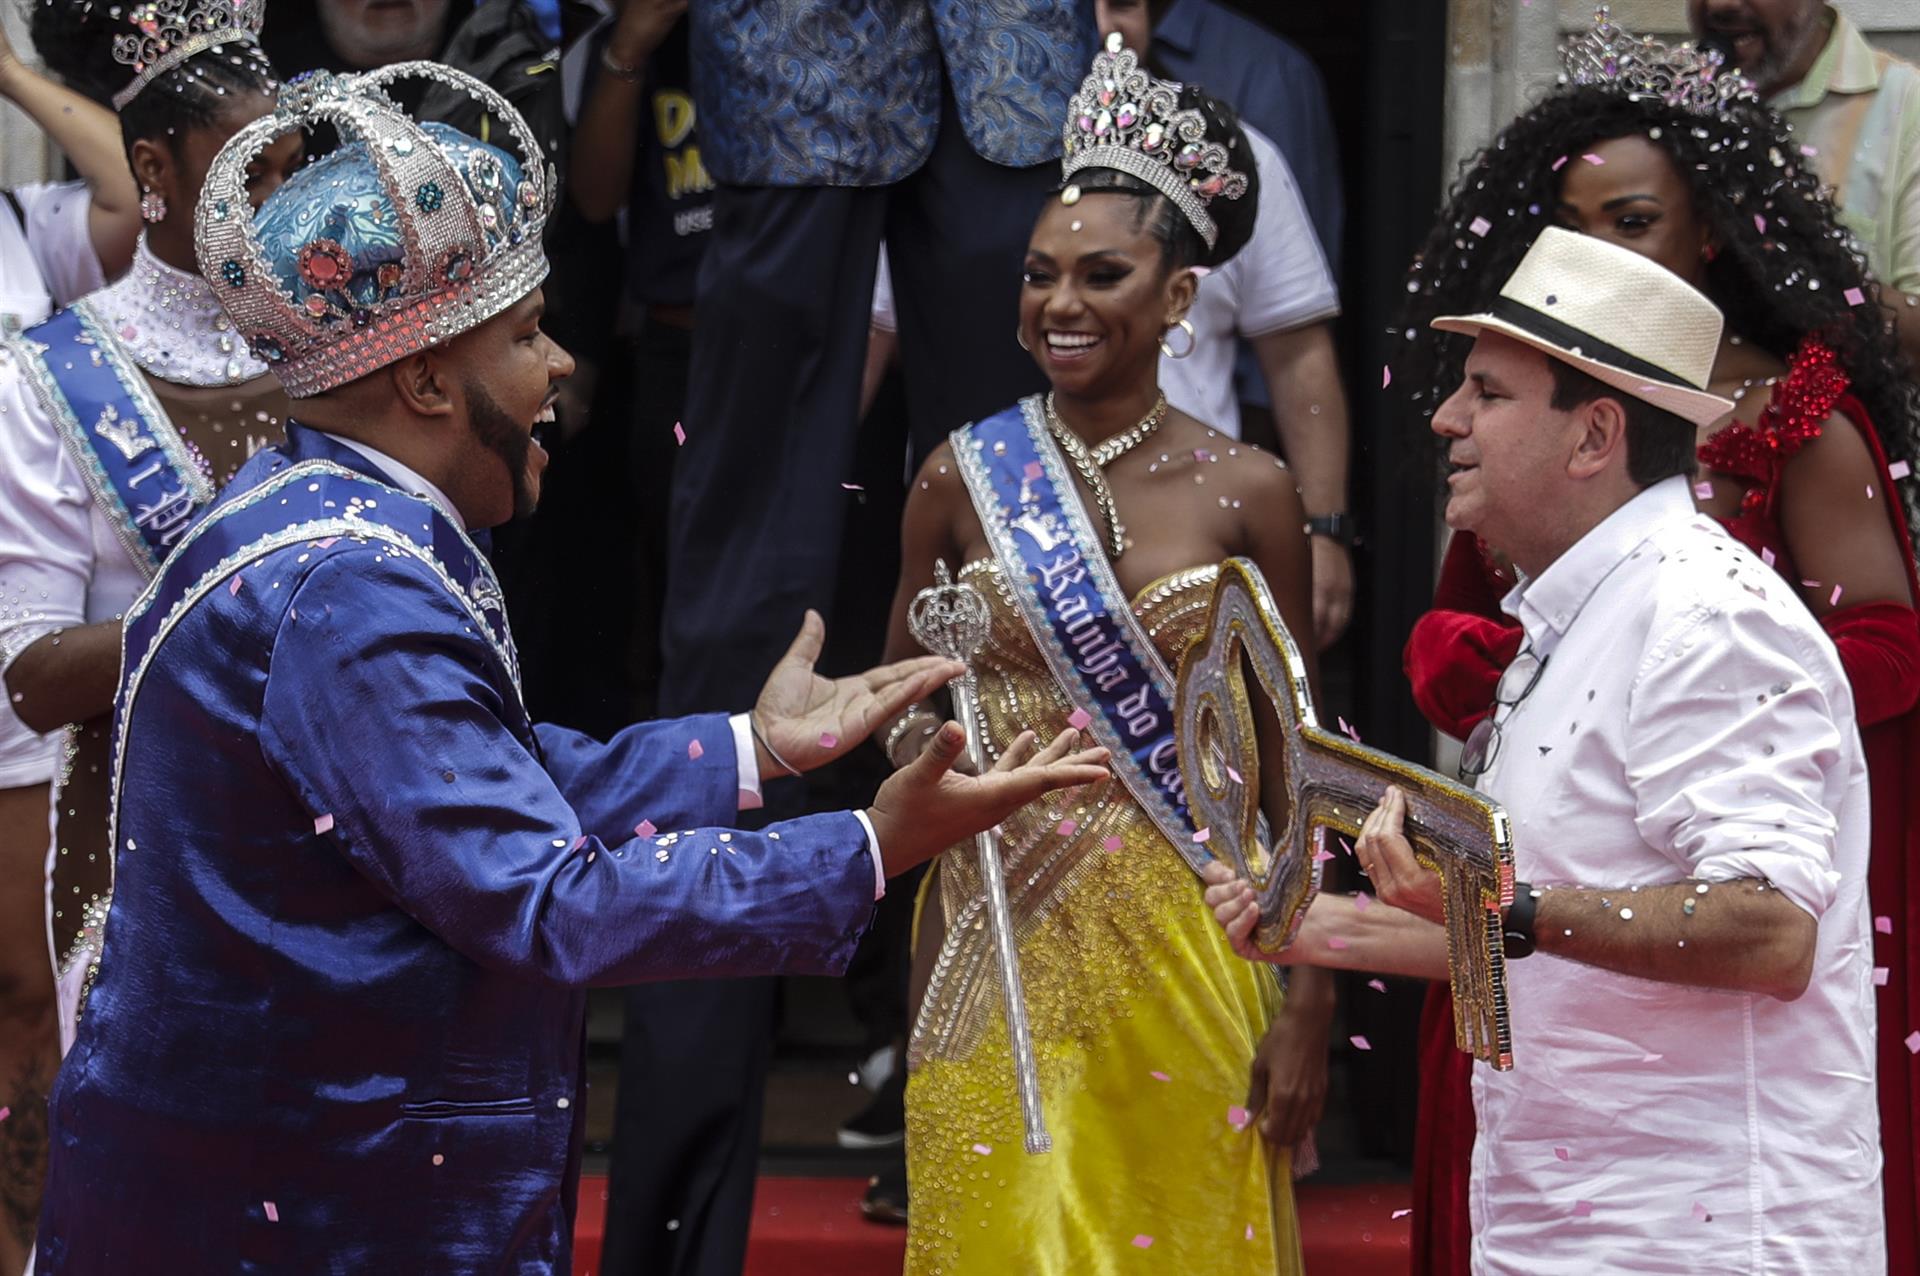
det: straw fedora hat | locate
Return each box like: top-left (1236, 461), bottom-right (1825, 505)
top-left (1432, 226), bottom-right (1735, 427)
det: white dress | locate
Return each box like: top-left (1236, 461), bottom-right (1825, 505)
top-left (0, 234), bottom-right (275, 1048)
top-left (0, 180), bottom-right (103, 331)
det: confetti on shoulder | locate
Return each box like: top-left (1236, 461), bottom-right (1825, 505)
top-left (313, 813), bottom-right (334, 835)
top-left (688, 738), bottom-right (704, 760)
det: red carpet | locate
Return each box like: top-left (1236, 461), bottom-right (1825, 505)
top-left (573, 1175), bottom-right (1410, 1275)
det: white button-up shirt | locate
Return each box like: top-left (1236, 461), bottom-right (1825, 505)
top-left (1470, 476), bottom-right (1882, 1274)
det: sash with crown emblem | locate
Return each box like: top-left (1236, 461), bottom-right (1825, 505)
top-left (12, 302), bottom-right (214, 578)
top-left (951, 397), bottom-right (1201, 862)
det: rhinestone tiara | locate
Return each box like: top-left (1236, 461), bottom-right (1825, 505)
top-left (1557, 5), bottom-right (1757, 116)
top-left (194, 63), bottom-right (554, 399)
top-left (110, 0), bottom-right (267, 110)
top-left (1060, 33), bottom-right (1248, 251)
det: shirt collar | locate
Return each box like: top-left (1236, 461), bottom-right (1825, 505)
top-left (323, 433), bottom-right (465, 528)
top-left (1502, 475), bottom-right (1698, 653)
top-left (1153, 0), bottom-right (1200, 55)
top-left (1771, 7), bottom-right (1880, 110)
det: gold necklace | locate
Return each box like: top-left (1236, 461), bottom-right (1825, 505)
top-left (1044, 392), bottom-right (1169, 559)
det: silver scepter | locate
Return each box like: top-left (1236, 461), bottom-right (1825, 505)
top-left (908, 559), bottom-right (1051, 1154)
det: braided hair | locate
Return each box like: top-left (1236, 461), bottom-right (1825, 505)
top-left (27, 0), bottom-right (279, 161)
top-left (1063, 84), bottom-right (1262, 273)
top-left (1392, 83), bottom-right (1917, 474)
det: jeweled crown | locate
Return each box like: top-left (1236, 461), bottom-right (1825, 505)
top-left (1060, 33), bottom-right (1248, 251)
top-left (195, 63), bottom-right (554, 398)
top-left (110, 0), bottom-right (267, 110)
top-left (1558, 5), bottom-right (1757, 116)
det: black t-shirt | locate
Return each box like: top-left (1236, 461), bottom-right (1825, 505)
top-left (620, 23), bottom-right (710, 309)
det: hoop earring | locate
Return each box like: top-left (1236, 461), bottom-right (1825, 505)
top-left (1159, 318), bottom-right (1196, 360)
top-left (139, 188), bottom-right (167, 224)
top-left (1016, 327), bottom-right (1030, 352)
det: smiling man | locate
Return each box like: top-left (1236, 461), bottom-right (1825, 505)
top-left (1207, 228), bottom-right (1884, 1273)
top-left (31, 66), bottom-right (1110, 1273)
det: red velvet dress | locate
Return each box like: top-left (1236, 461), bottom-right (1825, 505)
top-left (1401, 340), bottom-right (1920, 1276)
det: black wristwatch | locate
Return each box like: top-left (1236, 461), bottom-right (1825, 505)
top-left (1502, 881), bottom-right (1539, 959)
top-left (1306, 513), bottom-right (1355, 547)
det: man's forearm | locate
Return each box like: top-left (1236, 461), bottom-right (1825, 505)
top-left (1258, 324), bottom-right (1349, 517)
top-left (1285, 892), bottom-right (1450, 979)
top-left (2, 621), bottom-right (121, 733)
top-left (1532, 877), bottom-right (1816, 999)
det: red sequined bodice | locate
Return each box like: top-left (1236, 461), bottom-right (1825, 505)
top-left (1696, 338), bottom-right (1849, 516)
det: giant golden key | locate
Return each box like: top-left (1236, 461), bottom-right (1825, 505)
top-left (1175, 558), bottom-right (1517, 1069)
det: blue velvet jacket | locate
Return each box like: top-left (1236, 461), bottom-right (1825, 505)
top-left (36, 425), bottom-right (878, 1273)
top-left (690, 0), bottom-right (1096, 185)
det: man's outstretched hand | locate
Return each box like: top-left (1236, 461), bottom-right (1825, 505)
top-left (866, 723), bottom-right (1110, 877)
top-left (752, 611), bottom-right (963, 778)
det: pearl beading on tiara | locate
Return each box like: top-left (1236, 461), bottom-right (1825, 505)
top-left (1059, 33), bottom-right (1248, 251)
top-left (1557, 5), bottom-right (1758, 117)
top-left (110, 0), bottom-right (267, 110)
top-left (193, 63), bottom-right (555, 399)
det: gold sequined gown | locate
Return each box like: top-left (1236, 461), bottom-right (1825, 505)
top-left (905, 560), bottom-right (1301, 1276)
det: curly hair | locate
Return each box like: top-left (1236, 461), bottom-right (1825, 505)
top-left (27, 0), bottom-right (278, 156)
top-left (1392, 83), bottom-right (1918, 476)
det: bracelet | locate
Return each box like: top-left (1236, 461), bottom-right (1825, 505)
top-left (749, 711), bottom-right (804, 779)
top-left (884, 710), bottom-right (939, 767)
top-left (600, 47), bottom-right (645, 82)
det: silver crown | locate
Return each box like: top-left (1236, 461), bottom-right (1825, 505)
top-left (1558, 5), bottom-right (1757, 116)
top-left (110, 0), bottom-right (267, 110)
top-left (194, 63), bottom-right (554, 398)
top-left (1060, 33), bottom-right (1248, 251)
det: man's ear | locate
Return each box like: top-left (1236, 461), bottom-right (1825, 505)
top-left (388, 350), bottom-right (458, 420)
top-left (1567, 394), bottom-right (1629, 480)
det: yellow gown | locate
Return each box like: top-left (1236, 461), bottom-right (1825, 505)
top-left (905, 560), bottom-right (1302, 1276)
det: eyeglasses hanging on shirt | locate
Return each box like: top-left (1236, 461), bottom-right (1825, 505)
top-left (1458, 644), bottom-right (1551, 785)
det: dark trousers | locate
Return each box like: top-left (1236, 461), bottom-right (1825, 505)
top-left (660, 87), bottom-right (1054, 716)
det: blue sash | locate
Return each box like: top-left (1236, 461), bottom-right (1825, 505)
top-left (14, 303), bottom-right (214, 578)
top-left (953, 398), bottom-right (1198, 858)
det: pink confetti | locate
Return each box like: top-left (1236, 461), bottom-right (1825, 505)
top-left (672, 421), bottom-right (686, 446)
top-left (1349, 1034), bottom-right (1372, 1051)
top-left (635, 819), bottom-right (657, 838)
top-left (840, 482), bottom-right (864, 491)
top-left (1876, 915), bottom-right (1893, 935)
top-left (1906, 1030), bottom-right (1920, 1055)
top-left (1754, 213), bottom-right (1767, 234)
top-left (1150, 1070), bottom-right (1171, 1082)
top-left (1367, 978), bottom-right (1387, 993)
top-left (1392, 1208), bottom-right (1412, 1220)
top-left (687, 739), bottom-right (704, 760)
top-left (1226, 764), bottom-right (1243, 784)
top-left (1554, 1146), bottom-right (1570, 1161)
top-left (1845, 287), bottom-right (1866, 307)
top-left (971, 1142), bottom-right (992, 1156)
top-left (1691, 1201), bottom-right (1712, 1223)
top-left (1068, 707), bottom-right (1092, 731)
top-left (571, 835), bottom-right (589, 852)
top-left (1581, 152), bottom-right (1605, 165)
top-left (1801, 579), bottom-right (1821, 589)
top-left (1354, 893), bottom-right (1373, 912)
top-left (1382, 365), bottom-right (1392, 389)
top-left (0, 1106), bottom-right (9, 1122)
top-left (1132, 1235), bottom-right (1154, 1250)
top-left (313, 813), bottom-right (334, 835)
top-left (1890, 461), bottom-right (1912, 480)
top-left (1024, 461), bottom-right (1044, 480)
top-left (313, 537), bottom-right (339, 549)
top-left (1313, 847), bottom-right (1336, 864)
top-left (1572, 1200), bottom-right (1594, 1218)
top-left (1761, 547), bottom-right (1776, 567)
top-left (1057, 818), bottom-right (1079, 837)
top-left (818, 732), bottom-right (838, 749)
top-left (264, 1201), bottom-right (279, 1223)
top-left (1245, 1224), bottom-right (1255, 1240)
top-left (1693, 481), bottom-right (1714, 499)
top-left (1874, 967), bottom-right (1890, 987)
top-left (1551, 154), bottom-right (1569, 171)
top-left (1337, 716), bottom-right (1360, 742)
top-left (1227, 1105), bottom-right (1251, 1131)
top-left (1194, 448), bottom-right (1213, 462)
top-left (1800, 144), bottom-right (1818, 157)
top-left (229, 575), bottom-right (244, 596)
top-left (1192, 827), bottom-right (1211, 844)
top-left (1640, 1052), bottom-right (1664, 1063)
top-left (1103, 836), bottom-right (1123, 853)
top-left (1830, 583), bottom-right (1844, 606)
top-left (1868, 486), bottom-right (1876, 499)
top-left (1468, 216), bottom-right (1492, 238)
top-left (1327, 936), bottom-right (1350, 951)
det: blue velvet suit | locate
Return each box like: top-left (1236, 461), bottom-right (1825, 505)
top-left (36, 425), bottom-right (878, 1272)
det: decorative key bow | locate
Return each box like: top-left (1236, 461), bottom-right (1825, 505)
top-left (1175, 559), bottom-right (1517, 1068)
